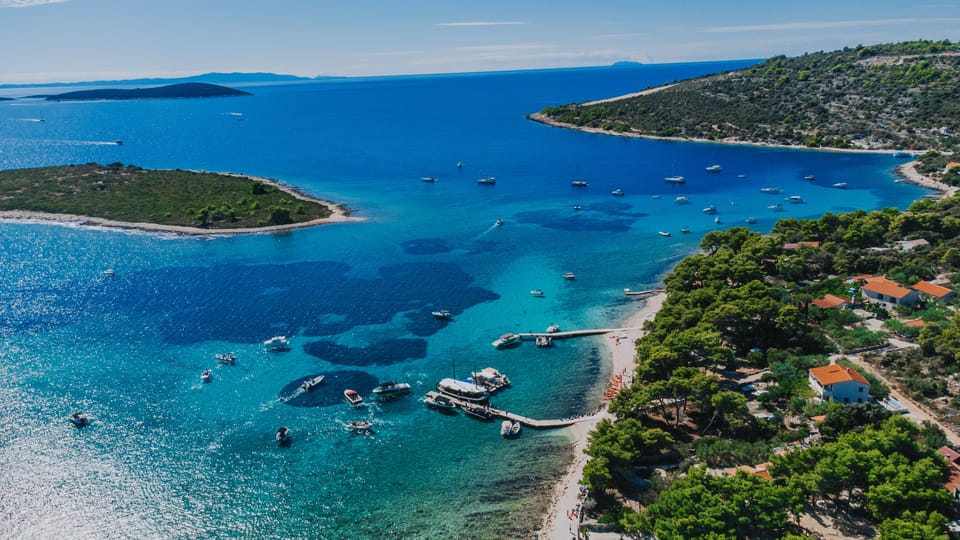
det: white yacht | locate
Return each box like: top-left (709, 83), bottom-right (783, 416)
top-left (611, 188), bottom-right (625, 196)
top-left (477, 176), bottom-right (496, 185)
top-left (372, 381), bottom-right (412, 396)
top-left (674, 196), bottom-right (690, 205)
top-left (263, 336), bottom-right (290, 352)
top-left (705, 164), bottom-right (722, 173)
top-left (759, 186), bottom-right (782, 194)
top-left (786, 195), bottom-right (805, 203)
top-left (437, 378), bottom-right (490, 402)
top-left (664, 176), bottom-right (685, 184)
top-left (571, 180), bottom-right (588, 187)
top-left (832, 182), bottom-right (848, 189)
top-left (492, 333), bottom-right (522, 349)
top-left (702, 205), bottom-right (717, 215)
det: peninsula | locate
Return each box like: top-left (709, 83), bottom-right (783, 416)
top-left (533, 39), bottom-right (960, 152)
top-left (38, 82), bottom-right (250, 101)
top-left (0, 163), bottom-right (359, 235)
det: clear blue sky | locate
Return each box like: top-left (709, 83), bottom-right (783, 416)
top-left (1, 0), bottom-right (957, 83)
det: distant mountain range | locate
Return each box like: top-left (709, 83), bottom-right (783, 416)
top-left (0, 72), bottom-right (341, 90)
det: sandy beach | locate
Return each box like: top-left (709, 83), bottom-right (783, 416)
top-left (0, 172), bottom-right (364, 236)
top-left (538, 293), bottom-right (666, 540)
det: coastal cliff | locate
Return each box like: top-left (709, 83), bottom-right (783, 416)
top-left (537, 39), bottom-right (960, 152)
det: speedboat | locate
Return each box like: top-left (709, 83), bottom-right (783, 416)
top-left (737, 174), bottom-right (746, 179)
top-left (680, 227), bottom-right (691, 234)
top-left (611, 188), bottom-right (625, 196)
top-left (658, 231), bottom-right (671, 237)
top-left (344, 389), bottom-right (363, 406)
top-left (714, 216), bottom-right (722, 224)
top-left (372, 381), bottom-right (412, 396)
top-left (437, 378), bottom-right (490, 402)
top-left (424, 394), bottom-right (457, 410)
top-left (674, 196), bottom-right (690, 205)
top-left (216, 353), bottom-right (236, 365)
top-left (346, 420), bottom-right (373, 434)
top-left (536, 336), bottom-right (553, 348)
top-left (573, 205), bottom-right (582, 211)
top-left (745, 217), bottom-right (757, 224)
top-left (495, 219), bottom-right (504, 226)
top-left (276, 426), bottom-right (291, 446)
top-left (115, 140), bottom-right (123, 146)
top-left (456, 160), bottom-right (463, 168)
top-left (492, 333), bottom-right (522, 349)
top-left (68, 412), bottom-right (89, 428)
top-left (664, 176), bottom-right (685, 184)
top-left (461, 402), bottom-right (495, 421)
top-left (477, 176), bottom-right (496, 185)
top-left (562, 272), bottom-right (576, 280)
top-left (702, 205), bottom-right (717, 215)
top-left (786, 195), bottom-right (804, 203)
top-left (759, 186), bottom-right (782, 194)
top-left (832, 182), bottom-right (847, 189)
top-left (803, 175), bottom-right (815, 181)
top-left (102, 268), bottom-right (115, 276)
top-left (501, 420), bottom-right (522, 438)
top-left (571, 180), bottom-right (588, 187)
top-left (201, 369), bottom-right (213, 383)
top-left (768, 204), bottom-right (784, 211)
top-left (432, 310), bottom-right (453, 320)
top-left (530, 289), bottom-right (545, 297)
top-left (263, 336), bottom-right (290, 352)
top-left (546, 323), bottom-right (560, 333)
top-left (420, 176), bottom-right (438, 183)
top-left (705, 164), bottom-right (722, 173)
top-left (300, 375), bottom-right (325, 392)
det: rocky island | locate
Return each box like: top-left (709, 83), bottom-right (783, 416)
top-left (533, 39), bottom-right (960, 152)
top-left (0, 163), bottom-right (358, 234)
top-left (39, 82), bottom-right (250, 101)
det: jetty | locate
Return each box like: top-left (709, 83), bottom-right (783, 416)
top-left (424, 391), bottom-right (593, 429)
top-left (516, 327), bottom-right (642, 341)
top-left (623, 288), bottom-right (664, 297)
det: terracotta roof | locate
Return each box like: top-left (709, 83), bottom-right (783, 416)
top-left (809, 364), bottom-right (870, 386)
top-left (850, 274), bottom-right (876, 282)
top-left (810, 415), bottom-right (828, 423)
top-left (912, 280), bottom-right (955, 298)
top-left (782, 241), bottom-right (820, 250)
top-left (862, 279), bottom-right (914, 299)
top-left (812, 294), bottom-right (849, 310)
top-left (904, 318), bottom-right (926, 328)
top-left (946, 162), bottom-right (960, 170)
top-left (939, 446), bottom-right (960, 464)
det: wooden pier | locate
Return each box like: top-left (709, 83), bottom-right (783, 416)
top-left (516, 327), bottom-right (643, 341)
top-left (424, 391), bottom-right (593, 429)
top-left (623, 287), bottom-right (664, 297)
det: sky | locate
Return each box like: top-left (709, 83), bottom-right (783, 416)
top-left (0, 0), bottom-right (958, 84)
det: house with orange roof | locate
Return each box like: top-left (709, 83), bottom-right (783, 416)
top-left (812, 294), bottom-right (851, 310)
top-left (912, 280), bottom-right (957, 302)
top-left (904, 318), bottom-right (926, 328)
top-left (782, 241), bottom-right (820, 250)
top-left (808, 364), bottom-right (870, 404)
top-left (860, 277), bottom-right (919, 306)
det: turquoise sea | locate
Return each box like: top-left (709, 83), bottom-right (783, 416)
top-left (0, 62), bottom-right (928, 538)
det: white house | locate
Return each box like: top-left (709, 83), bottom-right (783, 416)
top-left (809, 365), bottom-right (870, 404)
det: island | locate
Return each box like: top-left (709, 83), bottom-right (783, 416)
top-left (39, 82), bottom-right (251, 101)
top-left (533, 39), bottom-right (960, 152)
top-left (0, 163), bottom-right (359, 234)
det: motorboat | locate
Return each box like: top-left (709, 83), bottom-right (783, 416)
top-left (457, 160), bottom-right (463, 168)
top-left (437, 378), bottom-right (490, 402)
top-left (571, 180), bottom-right (588, 187)
top-left (536, 336), bottom-right (553, 348)
top-left (495, 219), bottom-right (504, 226)
top-left (573, 205), bottom-right (582, 211)
top-left (705, 164), bottom-right (722, 173)
top-left (102, 268), bottom-right (115, 276)
top-left (611, 188), bottom-right (625, 196)
top-left (651, 194), bottom-right (661, 199)
top-left (477, 176), bottom-right (496, 185)
top-left (832, 182), bottom-right (848, 189)
top-left (786, 195), bottom-right (805, 203)
top-left (346, 420), bottom-right (373, 434)
top-left (803, 175), bottom-right (815, 181)
top-left (501, 420), bottom-right (522, 438)
top-left (263, 336), bottom-right (290, 352)
top-left (216, 353), bottom-right (236, 366)
top-left (530, 289), bottom-right (545, 297)
top-left (702, 205), bottom-right (717, 215)
top-left (344, 389), bottom-right (363, 406)
top-left (372, 381), bottom-right (412, 396)
top-left (460, 402), bottom-right (495, 421)
top-left (546, 323), bottom-right (560, 334)
top-left (737, 174), bottom-right (747, 179)
top-left (674, 196), bottom-right (690, 204)
top-left (492, 333), bottom-right (522, 349)
top-left (745, 217), bottom-right (757, 224)
top-left (201, 369), bottom-right (213, 383)
top-left (424, 394), bottom-right (457, 410)
top-left (115, 140), bottom-right (123, 146)
top-left (562, 272), bottom-right (576, 280)
top-left (680, 227), bottom-right (691, 234)
top-left (768, 204), bottom-right (784, 211)
top-left (658, 231), bottom-right (671, 237)
top-left (432, 310), bottom-right (453, 320)
top-left (470, 367), bottom-right (511, 391)
top-left (759, 186), bottom-right (782, 194)
top-left (68, 412), bottom-right (89, 428)
top-left (714, 216), bottom-right (722, 224)
top-left (276, 426), bottom-right (291, 446)
top-left (300, 375), bottom-right (325, 392)
top-left (664, 176), bottom-right (685, 184)
top-left (420, 176), bottom-right (438, 183)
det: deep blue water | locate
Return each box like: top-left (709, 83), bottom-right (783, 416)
top-left (0, 62), bottom-right (928, 538)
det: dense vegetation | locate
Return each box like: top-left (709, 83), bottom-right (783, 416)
top-left (580, 194), bottom-right (960, 538)
top-left (0, 163), bottom-right (333, 229)
top-left (539, 40), bottom-right (960, 151)
top-left (40, 82), bottom-right (250, 101)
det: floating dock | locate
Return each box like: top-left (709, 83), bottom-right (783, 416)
top-left (624, 288), bottom-right (664, 297)
top-left (424, 391), bottom-right (592, 429)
